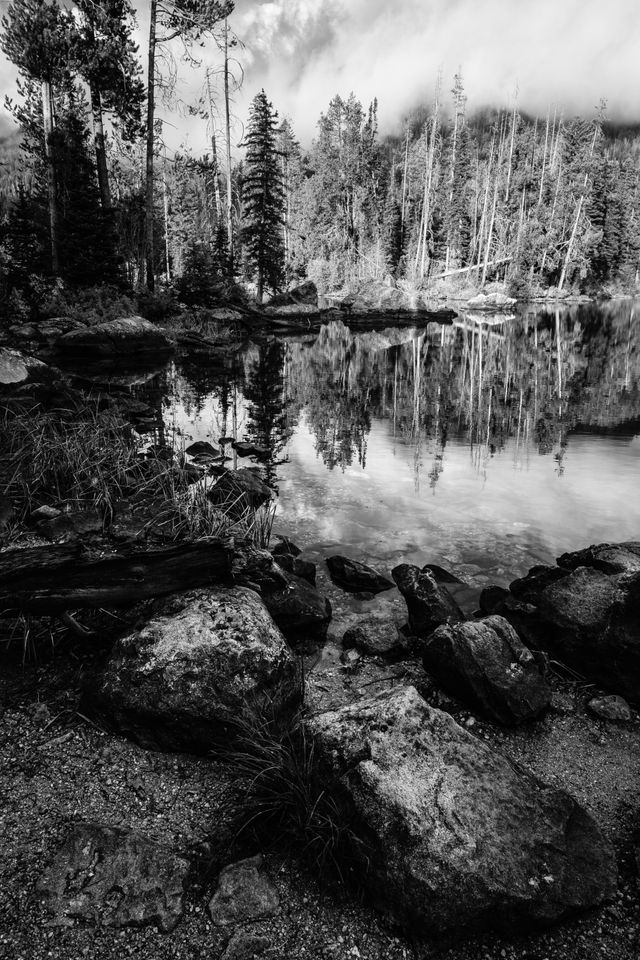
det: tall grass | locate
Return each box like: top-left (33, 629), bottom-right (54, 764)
top-left (0, 400), bottom-right (144, 526)
top-left (221, 705), bottom-right (372, 889)
top-left (0, 400), bottom-right (276, 547)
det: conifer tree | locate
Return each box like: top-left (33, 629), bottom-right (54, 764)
top-left (241, 90), bottom-right (285, 303)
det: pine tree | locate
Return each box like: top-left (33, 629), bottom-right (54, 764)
top-left (241, 90), bottom-right (285, 303)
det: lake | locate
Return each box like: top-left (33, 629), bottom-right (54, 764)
top-left (154, 299), bottom-right (640, 588)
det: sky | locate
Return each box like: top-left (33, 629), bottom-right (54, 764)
top-left (1, 0), bottom-right (639, 149)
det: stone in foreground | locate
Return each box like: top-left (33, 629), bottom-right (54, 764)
top-left (587, 695), bottom-right (632, 722)
top-left (209, 855), bottom-right (280, 925)
top-left (93, 587), bottom-right (298, 752)
top-left (308, 686), bottom-right (616, 934)
top-left (392, 563), bottom-right (464, 636)
top-left (37, 822), bottom-right (190, 932)
top-left (423, 615), bottom-right (551, 724)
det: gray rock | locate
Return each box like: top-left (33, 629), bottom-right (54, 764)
top-left (92, 587), bottom-right (299, 752)
top-left (209, 855), bottom-right (279, 926)
top-left (222, 931), bottom-right (271, 960)
top-left (587, 695), bottom-right (632, 722)
top-left (37, 822), bottom-right (190, 932)
top-left (185, 441), bottom-right (218, 456)
top-left (208, 468), bottom-right (274, 514)
top-left (0, 348), bottom-right (53, 387)
top-left (392, 563), bottom-right (464, 636)
top-left (268, 280), bottom-right (318, 308)
top-left (422, 615), bottom-right (551, 724)
top-left (537, 566), bottom-right (640, 701)
top-left (262, 570), bottom-right (332, 651)
top-left (558, 541), bottom-right (640, 576)
top-left (36, 508), bottom-right (103, 542)
top-left (342, 619), bottom-right (410, 660)
top-left (55, 316), bottom-right (174, 358)
top-left (273, 552), bottom-right (316, 586)
top-left (308, 686), bottom-right (617, 934)
top-left (326, 556), bottom-right (394, 595)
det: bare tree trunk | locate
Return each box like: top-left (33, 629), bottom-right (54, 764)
top-left (162, 146), bottom-right (171, 282)
top-left (205, 69), bottom-right (222, 222)
top-left (538, 106), bottom-right (550, 208)
top-left (41, 79), bottom-right (60, 275)
top-left (145, 0), bottom-right (157, 291)
top-left (400, 125), bottom-right (409, 241)
top-left (89, 82), bottom-right (112, 211)
top-left (224, 18), bottom-right (234, 275)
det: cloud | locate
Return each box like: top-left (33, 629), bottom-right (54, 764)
top-left (1, 0), bottom-right (637, 151)
top-left (230, 0), bottom-right (640, 143)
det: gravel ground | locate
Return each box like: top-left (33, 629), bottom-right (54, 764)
top-left (1, 640), bottom-right (639, 960)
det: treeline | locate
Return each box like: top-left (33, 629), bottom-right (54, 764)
top-left (1, 0), bottom-right (639, 319)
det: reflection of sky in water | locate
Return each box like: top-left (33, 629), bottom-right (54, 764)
top-left (159, 304), bottom-right (640, 587)
top-left (275, 417), bottom-right (640, 585)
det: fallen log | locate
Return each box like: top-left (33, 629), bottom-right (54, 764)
top-left (0, 539), bottom-right (238, 616)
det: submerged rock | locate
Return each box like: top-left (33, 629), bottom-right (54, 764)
top-left (422, 615), bottom-right (551, 724)
top-left (392, 563), bottom-right (464, 635)
top-left (308, 686), bottom-right (617, 934)
top-left (55, 316), bottom-right (174, 359)
top-left (208, 855), bottom-right (280, 926)
top-left (92, 587), bottom-right (299, 752)
top-left (37, 821), bottom-right (190, 932)
top-left (326, 555), bottom-right (394, 595)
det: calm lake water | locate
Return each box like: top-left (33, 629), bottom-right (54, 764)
top-left (153, 300), bottom-right (640, 588)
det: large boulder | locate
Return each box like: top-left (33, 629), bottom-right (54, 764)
top-left (308, 687), bottom-right (616, 934)
top-left (0, 347), bottom-right (57, 389)
top-left (422, 615), bottom-right (551, 724)
top-left (55, 316), bottom-right (174, 359)
top-left (267, 280), bottom-right (318, 308)
top-left (392, 563), bottom-right (464, 636)
top-left (557, 541), bottom-right (640, 576)
top-left (91, 587), bottom-right (299, 752)
top-left (326, 555), bottom-right (394, 595)
top-left (37, 822), bottom-right (190, 932)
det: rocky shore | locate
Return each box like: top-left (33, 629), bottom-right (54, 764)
top-left (1, 532), bottom-right (639, 960)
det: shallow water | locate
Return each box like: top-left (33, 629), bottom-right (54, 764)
top-left (153, 299), bottom-right (640, 587)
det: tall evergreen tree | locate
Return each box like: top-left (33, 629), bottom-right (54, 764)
top-left (241, 90), bottom-right (285, 303)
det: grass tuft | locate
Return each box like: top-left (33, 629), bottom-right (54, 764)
top-left (221, 705), bottom-right (372, 890)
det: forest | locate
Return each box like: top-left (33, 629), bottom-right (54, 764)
top-left (1, 0), bottom-right (640, 325)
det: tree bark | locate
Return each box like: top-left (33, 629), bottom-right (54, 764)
top-left (90, 82), bottom-right (111, 210)
top-left (223, 17), bottom-right (234, 275)
top-left (145, 0), bottom-right (157, 291)
top-left (0, 539), bottom-right (287, 617)
top-left (41, 79), bottom-right (60, 275)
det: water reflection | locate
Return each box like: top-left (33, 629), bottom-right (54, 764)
top-left (147, 300), bottom-right (640, 583)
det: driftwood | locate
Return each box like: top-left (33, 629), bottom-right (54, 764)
top-left (0, 538), bottom-right (285, 616)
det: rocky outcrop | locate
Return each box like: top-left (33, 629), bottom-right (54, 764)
top-left (326, 556), bottom-right (394, 595)
top-left (488, 543), bottom-right (640, 702)
top-left (466, 292), bottom-right (517, 310)
top-left (392, 563), bottom-right (464, 635)
top-left (267, 281), bottom-right (318, 308)
top-left (308, 686), bottom-right (617, 934)
top-left (208, 855), bottom-right (280, 925)
top-left (422, 615), bottom-right (551, 724)
top-left (37, 822), bottom-right (190, 932)
top-left (55, 316), bottom-right (174, 359)
top-left (91, 587), bottom-right (299, 752)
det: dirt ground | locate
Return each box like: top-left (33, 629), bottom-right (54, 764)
top-left (1, 631), bottom-right (639, 960)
